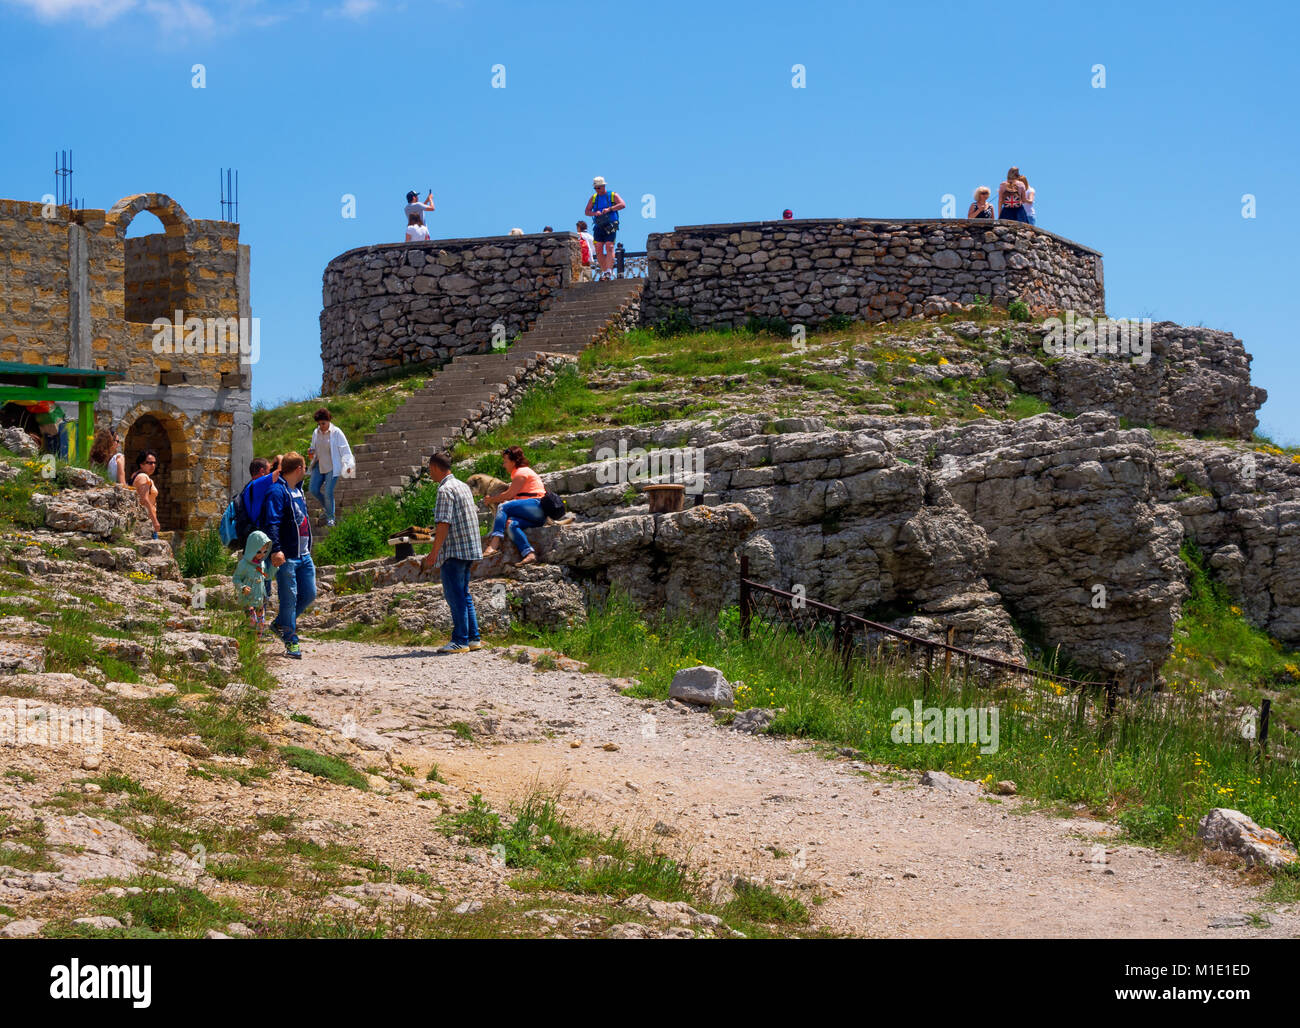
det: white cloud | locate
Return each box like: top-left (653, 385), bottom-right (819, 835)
top-left (141, 0), bottom-right (214, 33)
top-left (328, 0), bottom-right (376, 18)
top-left (3, 0), bottom-right (289, 32)
top-left (5, 0), bottom-right (139, 23)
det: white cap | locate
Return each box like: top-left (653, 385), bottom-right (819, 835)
top-left (592, 176), bottom-right (606, 187)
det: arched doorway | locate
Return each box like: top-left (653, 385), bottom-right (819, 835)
top-left (123, 414), bottom-right (177, 531)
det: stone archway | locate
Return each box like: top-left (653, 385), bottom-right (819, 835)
top-left (119, 405), bottom-right (194, 532)
top-left (107, 193), bottom-right (194, 325)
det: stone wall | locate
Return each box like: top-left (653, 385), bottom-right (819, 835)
top-left (319, 232), bottom-right (581, 394)
top-left (640, 218), bottom-right (1104, 329)
top-left (0, 193), bottom-right (253, 530)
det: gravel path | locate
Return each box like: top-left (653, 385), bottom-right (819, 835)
top-left (271, 639), bottom-right (1299, 938)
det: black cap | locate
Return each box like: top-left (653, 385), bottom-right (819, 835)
top-left (406, 191), bottom-right (418, 203)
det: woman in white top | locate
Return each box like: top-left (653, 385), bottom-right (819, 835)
top-left (90, 428), bottom-right (128, 486)
top-left (308, 407), bottom-right (355, 527)
top-left (406, 211), bottom-right (431, 242)
top-left (1019, 174), bottom-right (1037, 225)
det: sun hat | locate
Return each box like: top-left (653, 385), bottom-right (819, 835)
top-left (592, 176), bottom-right (606, 187)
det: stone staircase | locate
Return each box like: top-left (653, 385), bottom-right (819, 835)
top-left (326, 278), bottom-right (642, 523)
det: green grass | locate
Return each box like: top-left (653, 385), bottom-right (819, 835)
top-left (437, 789), bottom-right (809, 935)
top-left (314, 479), bottom-right (443, 566)
top-left (53, 876), bottom-right (248, 939)
top-left (178, 526), bottom-right (232, 578)
top-left (524, 593), bottom-right (1300, 853)
top-left (252, 369), bottom-right (431, 461)
top-left (1164, 542), bottom-right (1300, 734)
top-left (279, 745), bottom-right (370, 790)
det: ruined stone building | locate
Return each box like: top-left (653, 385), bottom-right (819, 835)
top-left (0, 192), bottom-right (253, 533)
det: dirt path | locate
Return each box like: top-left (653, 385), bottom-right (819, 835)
top-left (271, 639), bottom-right (1299, 938)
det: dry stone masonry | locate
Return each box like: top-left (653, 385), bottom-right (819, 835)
top-left (640, 218), bottom-right (1104, 329)
top-left (320, 232), bottom-right (582, 393)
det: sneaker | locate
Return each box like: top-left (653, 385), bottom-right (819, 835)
top-left (284, 641), bottom-right (302, 659)
top-left (435, 643), bottom-right (470, 655)
top-left (467, 641), bottom-right (483, 651)
top-left (326, 518), bottom-right (335, 527)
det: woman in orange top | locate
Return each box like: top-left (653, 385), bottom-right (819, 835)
top-left (482, 446), bottom-right (548, 566)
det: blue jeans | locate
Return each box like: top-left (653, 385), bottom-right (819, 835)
top-left (309, 466), bottom-right (338, 520)
top-left (489, 498), bottom-right (547, 558)
top-left (272, 553), bottom-right (316, 644)
top-left (439, 557), bottom-right (480, 647)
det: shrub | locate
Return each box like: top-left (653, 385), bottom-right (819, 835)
top-left (178, 527), bottom-right (229, 578)
top-left (1007, 299), bottom-right (1031, 322)
top-left (651, 307), bottom-right (695, 337)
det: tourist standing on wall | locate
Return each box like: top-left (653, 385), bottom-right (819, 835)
top-left (968, 186), bottom-right (996, 219)
top-left (404, 189), bottom-right (435, 240)
top-left (261, 451), bottom-right (315, 660)
top-left (584, 177), bottom-right (626, 280)
top-left (419, 452), bottom-right (483, 655)
top-left (481, 446), bottom-right (547, 567)
top-left (130, 450), bottom-right (161, 539)
top-left (575, 220), bottom-right (596, 282)
top-left (998, 168), bottom-right (1028, 222)
top-left (308, 408), bottom-right (354, 527)
top-left (1019, 174), bottom-right (1036, 225)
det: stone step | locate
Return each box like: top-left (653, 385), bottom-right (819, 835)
top-left (330, 278), bottom-right (642, 521)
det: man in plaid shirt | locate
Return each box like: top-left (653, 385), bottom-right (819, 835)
top-left (420, 452), bottom-right (483, 654)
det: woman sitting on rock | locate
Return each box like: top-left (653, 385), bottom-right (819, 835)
top-left (481, 446), bottom-right (548, 567)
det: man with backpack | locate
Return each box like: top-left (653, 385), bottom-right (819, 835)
top-left (260, 452), bottom-right (316, 660)
top-left (220, 456), bottom-right (280, 553)
top-left (584, 177), bottom-right (626, 280)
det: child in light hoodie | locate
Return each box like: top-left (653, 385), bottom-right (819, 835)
top-left (233, 530), bottom-right (272, 635)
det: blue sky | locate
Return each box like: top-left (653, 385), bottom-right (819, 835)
top-left (1, 0), bottom-right (1297, 441)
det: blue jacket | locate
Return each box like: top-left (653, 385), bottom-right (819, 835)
top-left (243, 472), bottom-right (276, 525)
top-left (260, 478), bottom-right (312, 560)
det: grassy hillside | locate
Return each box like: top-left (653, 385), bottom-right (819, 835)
top-left (252, 368), bottom-right (430, 462)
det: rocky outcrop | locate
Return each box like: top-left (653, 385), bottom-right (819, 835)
top-left (548, 420), bottom-right (1022, 660)
top-left (888, 412), bottom-right (1186, 685)
top-left (1159, 438), bottom-right (1300, 644)
top-left (1003, 321), bottom-right (1266, 439)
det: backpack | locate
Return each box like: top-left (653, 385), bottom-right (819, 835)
top-left (218, 499), bottom-right (238, 546)
top-left (220, 487), bottom-right (258, 550)
top-left (579, 235), bottom-right (591, 263)
top-left (538, 490), bottom-right (566, 520)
